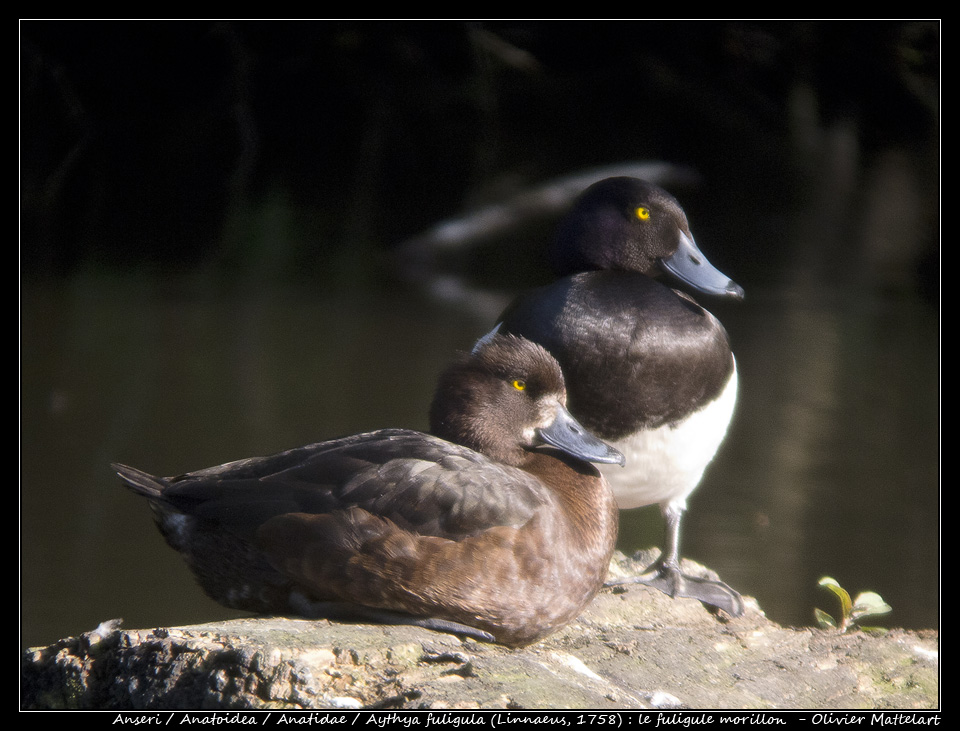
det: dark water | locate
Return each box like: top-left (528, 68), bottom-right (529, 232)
top-left (20, 21), bottom-right (939, 650)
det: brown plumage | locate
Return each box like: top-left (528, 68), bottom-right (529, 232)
top-left (114, 335), bottom-right (622, 647)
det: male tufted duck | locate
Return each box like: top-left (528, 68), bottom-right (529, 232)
top-left (496, 177), bottom-right (745, 616)
top-left (114, 335), bottom-right (623, 647)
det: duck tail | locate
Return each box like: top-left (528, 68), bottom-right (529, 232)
top-left (111, 463), bottom-right (167, 500)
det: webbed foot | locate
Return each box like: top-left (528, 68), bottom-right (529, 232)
top-left (608, 560), bottom-right (745, 617)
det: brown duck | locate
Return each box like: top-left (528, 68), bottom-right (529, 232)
top-left (113, 334), bottom-right (623, 647)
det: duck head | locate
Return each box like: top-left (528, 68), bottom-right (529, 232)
top-left (430, 334), bottom-right (624, 469)
top-left (549, 176), bottom-right (744, 300)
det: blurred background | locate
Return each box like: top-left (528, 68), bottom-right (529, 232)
top-left (20, 21), bottom-right (939, 650)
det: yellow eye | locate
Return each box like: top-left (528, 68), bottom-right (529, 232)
top-left (512, 379), bottom-right (526, 391)
top-left (636, 206), bottom-right (651, 221)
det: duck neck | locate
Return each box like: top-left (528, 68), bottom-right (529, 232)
top-left (523, 450), bottom-right (619, 547)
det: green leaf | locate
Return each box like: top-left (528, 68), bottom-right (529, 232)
top-left (818, 577), bottom-right (853, 619)
top-left (851, 591), bottom-right (892, 621)
top-left (814, 608), bottom-right (838, 629)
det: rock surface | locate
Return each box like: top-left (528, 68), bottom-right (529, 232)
top-left (21, 552), bottom-right (939, 710)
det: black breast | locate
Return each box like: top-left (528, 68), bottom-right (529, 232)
top-left (499, 271), bottom-right (734, 439)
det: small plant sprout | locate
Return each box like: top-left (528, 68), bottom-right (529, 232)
top-left (815, 577), bottom-right (892, 632)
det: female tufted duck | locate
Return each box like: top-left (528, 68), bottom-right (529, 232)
top-left (496, 177), bottom-right (745, 616)
top-left (114, 335), bottom-right (623, 647)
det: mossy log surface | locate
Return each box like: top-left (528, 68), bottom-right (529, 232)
top-left (21, 551), bottom-right (939, 710)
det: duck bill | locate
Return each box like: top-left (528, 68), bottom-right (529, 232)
top-left (537, 406), bottom-right (625, 466)
top-left (661, 231), bottom-right (745, 300)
